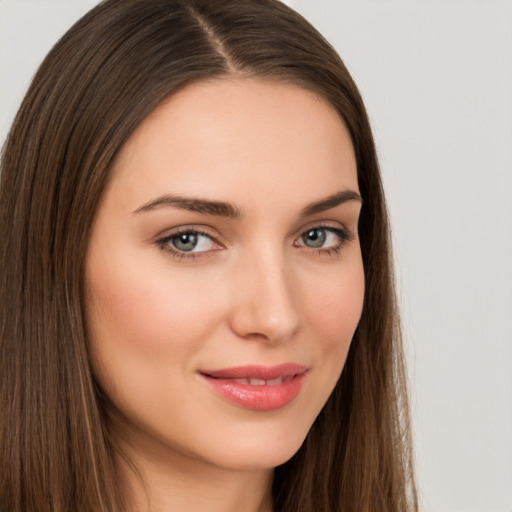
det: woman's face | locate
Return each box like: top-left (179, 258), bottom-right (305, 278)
top-left (85, 78), bottom-right (364, 472)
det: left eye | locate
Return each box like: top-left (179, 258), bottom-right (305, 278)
top-left (164, 231), bottom-right (216, 253)
top-left (296, 227), bottom-right (345, 249)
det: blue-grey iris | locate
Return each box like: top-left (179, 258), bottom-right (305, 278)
top-left (172, 232), bottom-right (198, 252)
top-left (302, 228), bottom-right (326, 248)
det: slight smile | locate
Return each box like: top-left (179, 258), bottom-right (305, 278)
top-left (200, 364), bottom-right (308, 411)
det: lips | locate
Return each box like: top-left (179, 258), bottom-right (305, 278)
top-left (200, 363), bottom-right (307, 411)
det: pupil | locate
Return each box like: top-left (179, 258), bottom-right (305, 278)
top-left (303, 229), bottom-right (326, 248)
top-left (172, 232), bottom-right (198, 251)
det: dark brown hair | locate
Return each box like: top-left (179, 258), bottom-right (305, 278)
top-left (0, 1), bottom-right (417, 510)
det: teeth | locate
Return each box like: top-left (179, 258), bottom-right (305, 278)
top-left (248, 377), bottom-right (266, 386)
top-left (232, 378), bottom-right (250, 385)
top-left (266, 377), bottom-right (283, 386)
top-left (229, 377), bottom-right (286, 386)
top-left (211, 375), bottom-right (294, 385)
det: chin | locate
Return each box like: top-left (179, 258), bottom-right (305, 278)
top-left (208, 441), bottom-right (305, 472)
top-left (191, 419), bottom-right (312, 472)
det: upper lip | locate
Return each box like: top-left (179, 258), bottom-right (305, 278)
top-left (201, 363), bottom-right (307, 380)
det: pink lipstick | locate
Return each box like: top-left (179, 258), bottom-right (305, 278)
top-left (200, 363), bottom-right (307, 411)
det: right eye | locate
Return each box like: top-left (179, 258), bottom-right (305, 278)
top-left (169, 231), bottom-right (214, 252)
top-left (156, 228), bottom-right (223, 259)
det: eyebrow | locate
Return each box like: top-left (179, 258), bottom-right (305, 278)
top-left (133, 195), bottom-right (242, 218)
top-left (300, 190), bottom-right (362, 216)
top-left (133, 189), bottom-right (361, 218)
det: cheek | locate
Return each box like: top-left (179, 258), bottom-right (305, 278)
top-left (304, 260), bottom-right (364, 342)
top-left (84, 252), bottom-right (225, 387)
top-left (299, 255), bottom-right (365, 382)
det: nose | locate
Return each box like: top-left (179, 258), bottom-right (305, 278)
top-left (228, 250), bottom-right (300, 344)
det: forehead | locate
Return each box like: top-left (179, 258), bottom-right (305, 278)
top-left (107, 78), bottom-right (358, 212)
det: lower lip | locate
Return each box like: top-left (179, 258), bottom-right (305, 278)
top-left (201, 373), bottom-right (306, 411)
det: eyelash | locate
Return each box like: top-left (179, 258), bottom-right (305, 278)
top-left (296, 226), bottom-right (355, 257)
top-left (155, 225), bottom-right (354, 262)
top-left (155, 226), bottom-right (220, 262)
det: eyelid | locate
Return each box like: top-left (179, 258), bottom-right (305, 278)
top-left (295, 219), bottom-right (354, 239)
top-left (154, 225), bottom-right (225, 260)
top-left (293, 222), bottom-right (355, 253)
top-left (154, 224), bottom-right (220, 242)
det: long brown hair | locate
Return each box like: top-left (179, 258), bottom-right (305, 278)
top-left (0, 1), bottom-right (417, 510)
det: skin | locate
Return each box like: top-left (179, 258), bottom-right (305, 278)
top-left (85, 78), bottom-right (365, 512)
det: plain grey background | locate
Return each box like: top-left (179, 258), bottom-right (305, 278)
top-left (1, 1), bottom-right (511, 511)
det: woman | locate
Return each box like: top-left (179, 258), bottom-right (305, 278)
top-left (0, 1), bottom-right (417, 511)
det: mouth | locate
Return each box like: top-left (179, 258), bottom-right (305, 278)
top-left (199, 363), bottom-right (308, 411)
top-left (212, 375), bottom-right (294, 386)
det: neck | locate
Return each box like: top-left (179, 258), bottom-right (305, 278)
top-left (115, 436), bottom-right (274, 512)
